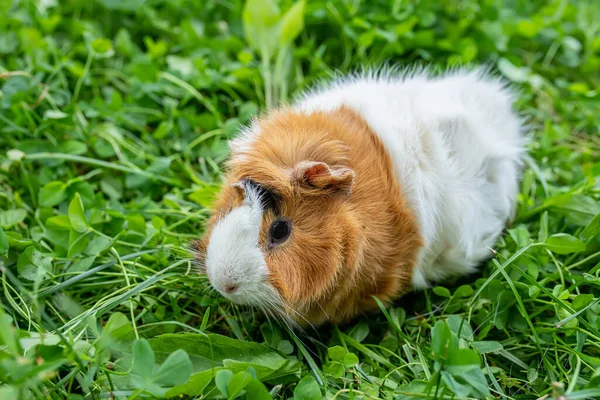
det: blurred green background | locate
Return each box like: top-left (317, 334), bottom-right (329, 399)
top-left (1, 0), bottom-right (600, 399)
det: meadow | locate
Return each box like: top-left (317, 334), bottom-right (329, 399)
top-left (1, 0), bottom-right (600, 399)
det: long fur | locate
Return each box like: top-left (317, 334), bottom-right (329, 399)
top-left (195, 67), bottom-right (526, 326)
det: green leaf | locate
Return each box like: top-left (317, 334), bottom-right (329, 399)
top-left (215, 369), bottom-right (233, 397)
top-left (245, 366), bottom-right (257, 379)
top-left (538, 211), bottom-right (548, 242)
top-left (124, 158), bottom-right (169, 189)
top-left (279, 0), bottom-right (305, 46)
top-left (96, 312), bottom-right (135, 352)
top-left (154, 349), bottom-right (193, 386)
top-left (277, 340), bottom-right (293, 355)
top-left (563, 36), bottom-right (582, 52)
top-left (132, 339), bottom-right (155, 378)
top-left (497, 58), bottom-right (528, 82)
top-left (431, 320), bottom-right (451, 361)
top-left (442, 364), bottom-right (490, 398)
top-left (327, 346), bottom-right (346, 362)
top-left (572, 294), bottom-right (595, 311)
top-left (115, 27), bottom-right (135, 55)
top-left (227, 371), bottom-right (253, 399)
top-left (343, 352), bottom-right (359, 368)
top-left (244, 379), bottom-right (272, 400)
top-left (380, 335), bottom-right (399, 352)
top-left (544, 233), bottom-right (586, 254)
top-left (68, 230), bottom-right (90, 258)
top-left (0, 227), bottom-right (8, 255)
top-left (447, 347), bottom-right (480, 366)
top-left (419, 10), bottom-right (437, 27)
top-left (509, 225), bottom-right (532, 248)
top-left (94, 138), bottom-right (116, 159)
top-left (165, 370), bottom-right (213, 397)
top-left (84, 235), bottom-right (113, 255)
top-left (144, 333), bottom-right (300, 397)
top-left (447, 315), bottom-right (474, 341)
top-left (39, 181), bottom-right (68, 207)
top-left (0, 309), bottom-right (22, 355)
top-left (68, 193), bottom-right (88, 232)
top-left (243, 0), bottom-right (280, 25)
top-left (148, 333), bottom-right (299, 378)
top-left (587, 368), bottom-right (600, 390)
top-left (189, 184), bottom-right (220, 208)
top-left (293, 374), bottom-right (321, 400)
top-left (324, 362), bottom-right (344, 378)
top-left (242, 0), bottom-right (281, 57)
top-left (555, 195), bottom-right (600, 226)
top-left (58, 140), bottom-right (88, 155)
top-left (0, 385), bottom-right (19, 400)
top-left (91, 38), bottom-right (114, 57)
top-left (4, 232), bottom-right (33, 250)
top-left (581, 213), bottom-right (600, 241)
top-left (528, 368), bottom-right (539, 383)
top-left (152, 120), bottom-right (173, 139)
top-left (390, 307), bottom-right (406, 328)
top-left (46, 215), bottom-right (71, 230)
top-left (441, 370), bottom-right (473, 397)
top-left (37, 344), bottom-right (65, 362)
top-left (453, 285), bottom-right (473, 298)
top-left (349, 322), bottom-right (369, 342)
top-left (445, 363), bottom-right (490, 398)
top-left (126, 213), bottom-right (146, 234)
top-left (433, 286), bottom-right (451, 297)
top-left (70, 256), bottom-right (96, 273)
top-left (0, 209), bottom-right (27, 228)
top-left (126, 173), bottom-right (149, 189)
top-left (17, 246), bottom-right (52, 281)
top-left (148, 157), bottom-right (172, 174)
top-left (200, 308), bottom-right (211, 331)
top-left (516, 20), bottom-right (541, 38)
top-left (473, 341), bottom-right (503, 354)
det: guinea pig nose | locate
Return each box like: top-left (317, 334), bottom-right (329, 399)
top-left (224, 283), bottom-right (239, 294)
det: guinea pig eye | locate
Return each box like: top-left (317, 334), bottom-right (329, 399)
top-left (269, 218), bottom-right (291, 244)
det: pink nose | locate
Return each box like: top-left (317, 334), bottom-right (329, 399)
top-left (224, 284), bottom-right (238, 294)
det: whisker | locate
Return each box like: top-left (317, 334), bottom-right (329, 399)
top-left (313, 300), bottom-right (330, 321)
top-left (278, 303), bottom-right (315, 334)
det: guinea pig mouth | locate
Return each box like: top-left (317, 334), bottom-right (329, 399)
top-left (222, 288), bottom-right (277, 308)
top-left (216, 287), bottom-right (249, 303)
top-left (208, 274), bottom-right (280, 308)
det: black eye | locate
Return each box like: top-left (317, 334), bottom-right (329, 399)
top-left (270, 218), bottom-right (291, 244)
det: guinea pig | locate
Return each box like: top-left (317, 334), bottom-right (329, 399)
top-left (191, 67), bottom-right (526, 327)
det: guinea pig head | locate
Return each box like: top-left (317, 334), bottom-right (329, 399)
top-left (192, 111), bottom-right (364, 326)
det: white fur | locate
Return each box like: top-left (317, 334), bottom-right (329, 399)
top-left (205, 184), bottom-right (279, 306)
top-left (292, 67), bottom-right (526, 288)
top-left (229, 121), bottom-right (257, 162)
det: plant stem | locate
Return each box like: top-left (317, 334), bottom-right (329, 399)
top-left (274, 45), bottom-right (290, 104)
top-left (73, 51), bottom-right (94, 104)
top-left (261, 45), bottom-right (273, 109)
top-left (25, 153), bottom-right (183, 187)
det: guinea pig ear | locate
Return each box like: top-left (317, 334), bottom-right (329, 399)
top-left (291, 160), bottom-right (355, 199)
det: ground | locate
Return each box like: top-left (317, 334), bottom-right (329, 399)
top-left (1, 0), bottom-right (600, 399)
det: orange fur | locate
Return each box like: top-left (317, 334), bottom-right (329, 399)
top-left (193, 106), bottom-right (423, 326)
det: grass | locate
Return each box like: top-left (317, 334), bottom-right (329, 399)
top-left (1, 0), bottom-right (600, 399)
